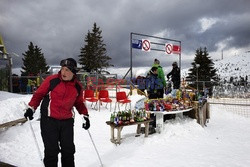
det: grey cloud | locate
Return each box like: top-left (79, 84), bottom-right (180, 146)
top-left (1, 0), bottom-right (250, 72)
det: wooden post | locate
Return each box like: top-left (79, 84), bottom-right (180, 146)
top-left (144, 122), bottom-right (149, 137)
top-left (136, 124), bottom-right (141, 134)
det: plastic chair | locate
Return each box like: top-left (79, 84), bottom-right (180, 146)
top-left (84, 90), bottom-right (98, 110)
top-left (98, 90), bottom-right (112, 112)
top-left (82, 90), bottom-right (86, 103)
top-left (114, 91), bottom-right (131, 111)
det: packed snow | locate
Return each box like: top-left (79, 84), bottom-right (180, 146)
top-left (0, 91), bottom-right (250, 167)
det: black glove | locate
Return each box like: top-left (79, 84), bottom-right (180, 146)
top-left (24, 108), bottom-right (34, 120)
top-left (82, 115), bottom-right (90, 130)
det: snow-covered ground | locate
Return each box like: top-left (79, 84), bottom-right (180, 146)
top-left (0, 91), bottom-right (250, 167)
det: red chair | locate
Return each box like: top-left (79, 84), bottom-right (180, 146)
top-left (98, 90), bottom-right (112, 112)
top-left (114, 91), bottom-right (131, 111)
top-left (82, 91), bottom-right (86, 103)
top-left (84, 90), bottom-right (98, 110)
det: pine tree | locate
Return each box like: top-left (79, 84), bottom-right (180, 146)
top-left (79, 23), bottom-right (113, 72)
top-left (21, 42), bottom-right (49, 76)
top-left (186, 47), bottom-right (218, 90)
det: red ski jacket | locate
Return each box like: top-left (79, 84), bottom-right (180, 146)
top-left (29, 73), bottom-right (88, 120)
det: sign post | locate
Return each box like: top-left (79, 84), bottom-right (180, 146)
top-left (126, 32), bottom-right (182, 85)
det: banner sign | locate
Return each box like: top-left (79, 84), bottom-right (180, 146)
top-left (165, 43), bottom-right (181, 54)
top-left (132, 38), bottom-right (180, 54)
top-left (172, 45), bottom-right (181, 54)
top-left (131, 39), bottom-right (142, 49)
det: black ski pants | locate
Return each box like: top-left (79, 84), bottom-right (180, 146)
top-left (41, 116), bottom-right (75, 167)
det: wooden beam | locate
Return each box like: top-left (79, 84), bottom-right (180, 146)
top-left (0, 118), bottom-right (27, 129)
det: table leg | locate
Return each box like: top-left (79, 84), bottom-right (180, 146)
top-left (155, 113), bottom-right (164, 133)
top-left (117, 126), bottom-right (123, 144)
top-left (144, 122), bottom-right (149, 137)
top-left (136, 124), bottom-right (141, 135)
top-left (110, 126), bottom-right (115, 143)
top-left (176, 112), bottom-right (183, 119)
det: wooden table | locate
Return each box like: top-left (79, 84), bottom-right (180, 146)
top-left (150, 108), bottom-right (193, 133)
top-left (106, 119), bottom-right (152, 144)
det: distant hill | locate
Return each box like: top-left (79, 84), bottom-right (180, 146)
top-left (214, 54), bottom-right (250, 82)
top-left (182, 54), bottom-right (250, 82)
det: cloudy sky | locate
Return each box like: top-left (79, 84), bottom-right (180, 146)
top-left (1, 0), bottom-right (250, 72)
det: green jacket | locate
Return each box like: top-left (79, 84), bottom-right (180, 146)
top-left (152, 63), bottom-right (166, 87)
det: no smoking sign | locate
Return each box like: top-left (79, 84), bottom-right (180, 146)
top-left (165, 43), bottom-right (172, 54)
top-left (142, 39), bottom-right (151, 52)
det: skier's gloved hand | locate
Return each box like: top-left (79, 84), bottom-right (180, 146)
top-left (82, 115), bottom-right (90, 130)
top-left (24, 107), bottom-right (34, 120)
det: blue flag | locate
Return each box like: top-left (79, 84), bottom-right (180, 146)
top-left (131, 39), bottom-right (142, 49)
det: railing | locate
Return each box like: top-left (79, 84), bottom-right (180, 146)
top-left (208, 98), bottom-right (250, 118)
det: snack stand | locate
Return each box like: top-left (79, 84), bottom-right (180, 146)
top-left (144, 93), bottom-right (193, 133)
top-left (144, 89), bottom-right (210, 132)
top-left (106, 89), bottom-right (209, 144)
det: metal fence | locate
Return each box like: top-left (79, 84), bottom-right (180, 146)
top-left (208, 98), bottom-right (250, 118)
top-left (4, 74), bottom-right (250, 118)
top-left (8, 72), bottom-right (120, 96)
top-left (184, 81), bottom-right (250, 98)
top-left (212, 82), bottom-right (250, 98)
top-left (205, 81), bottom-right (250, 118)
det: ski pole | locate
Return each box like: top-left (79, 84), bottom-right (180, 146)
top-left (28, 118), bottom-right (44, 167)
top-left (24, 102), bottom-right (44, 166)
top-left (87, 130), bottom-right (104, 167)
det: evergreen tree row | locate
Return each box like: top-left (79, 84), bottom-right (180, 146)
top-left (21, 22), bottom-right (113, 75)
top-left (21, 23), bottom-right (218, 89)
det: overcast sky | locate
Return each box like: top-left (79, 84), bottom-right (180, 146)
top-left (1, 0), bottom-right (250, 72)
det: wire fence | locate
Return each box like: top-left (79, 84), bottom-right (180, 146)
top-left (208, 98), bottom-right (250, 118)
top-left (179, 80), bottom-right (250, 118)
top-left (3, 73), bottom-right (250, 118)
top-left (212, 82), bottom-right (250, 98)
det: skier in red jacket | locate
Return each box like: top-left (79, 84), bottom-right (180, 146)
top-left (24, 58), bottom-right (89, 167)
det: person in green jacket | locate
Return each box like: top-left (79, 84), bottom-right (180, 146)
top-left (152, 59), bottom-right (166, 98)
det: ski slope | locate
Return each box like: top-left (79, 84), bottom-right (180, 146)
top-left (0, 91), bottom-right (250, 167)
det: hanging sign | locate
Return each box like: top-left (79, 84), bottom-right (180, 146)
top-left (165, 43), bottom-right (181, 54)
top-left (131, 39), bottom-right (142, 49)
top-left (172, 45), bottom-right (181, 54)
top-left (165, 43), bottom-right (172, 54)
top-left (142, 39), bottom-right (151, 52)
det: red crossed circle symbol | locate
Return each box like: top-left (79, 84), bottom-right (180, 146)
top-left (142, 40), bottom-right (150, 51)
top-left (165, 44), bottom-right (172, 54)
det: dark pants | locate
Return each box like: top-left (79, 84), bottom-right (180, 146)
top-left (148, 96), bottom-right (157, 128)
top-left (40, 116), bottom-right (75, 167)
top-left (157, 88), bottom-right (164, 98)
top-left (148, 88), bottom-right (165, 128)
top-left (148, 93), bottom-right (158, 99)
top-left (173, 81), bottom-right (180, 89)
